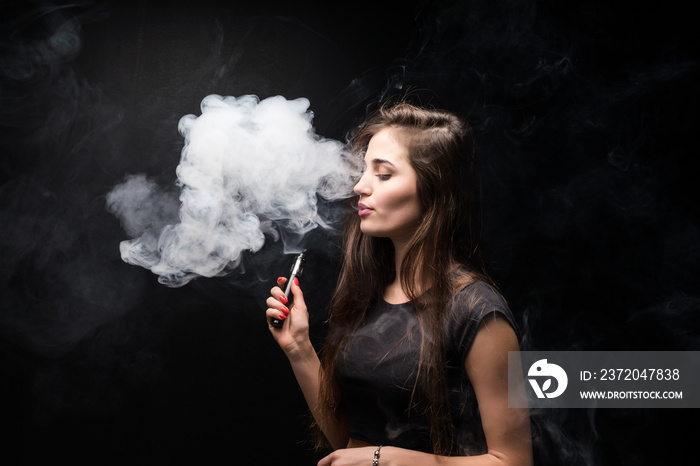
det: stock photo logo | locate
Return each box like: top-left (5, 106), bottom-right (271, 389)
top-left (527, 359), bottom-right (568, 399)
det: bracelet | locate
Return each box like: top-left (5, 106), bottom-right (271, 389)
top-left (372, 445), bottom-right (382, 466)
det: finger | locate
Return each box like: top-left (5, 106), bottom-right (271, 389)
top-left (265, 297), bottom-right (290, 314)
top-left (289, 277), bottom-right (306, 309)
top-left (317, 454), bottom-right (330, 466)
top-left (266, 308), bottom-right (288, 326)
top-left (317, 451), bottom-right (339, 466)
top-left (268, 286), bottom-right (288, 305)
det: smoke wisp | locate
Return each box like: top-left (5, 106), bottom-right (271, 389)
top-left (107, 94), bottom-right (356, 287)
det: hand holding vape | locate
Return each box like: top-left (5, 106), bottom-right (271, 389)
top-left (270, 252), bottom-right (306, 328)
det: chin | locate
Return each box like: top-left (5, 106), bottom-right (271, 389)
top-left (359, 224), bottom-right (381, 237)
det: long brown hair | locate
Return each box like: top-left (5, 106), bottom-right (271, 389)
top-left (317, 102), bottom-right (493, 454)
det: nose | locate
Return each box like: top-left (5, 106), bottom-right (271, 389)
top-left (353, 171), bottom-right (372, 197)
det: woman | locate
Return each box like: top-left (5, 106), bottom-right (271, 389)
top-left (266, 102), bottom-right (533, 465)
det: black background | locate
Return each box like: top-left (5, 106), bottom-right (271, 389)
top-left (1, 0), bottom-right (698, 464)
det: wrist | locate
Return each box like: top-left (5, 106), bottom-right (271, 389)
top-left (370, 446), bottom-right (417, 466)
top-left (283, 337), bottom-right (315, 362)
top-left (373, 445), bottom-right (383, 466)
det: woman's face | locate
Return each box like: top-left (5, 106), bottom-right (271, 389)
top-left (353, 127), bottom-right (423, 243)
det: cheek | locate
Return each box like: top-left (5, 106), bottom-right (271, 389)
top-left (386, 189), bottom-right (422, 221)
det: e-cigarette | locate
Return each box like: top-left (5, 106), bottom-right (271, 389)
top-left (270, 252), bottom-right (306, 328)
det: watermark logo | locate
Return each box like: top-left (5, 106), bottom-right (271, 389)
top-left (528, 358), bottom-right (568, 398)
top-left (509, 351), bottom-right (697, 408)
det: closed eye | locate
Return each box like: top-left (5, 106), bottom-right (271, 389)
top-left (376, 174), bottom-right (392, 181)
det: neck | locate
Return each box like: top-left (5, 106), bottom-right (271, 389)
top-left (387, 237), bottom-right (464, 304)
top-left (385, 237), bottom-right (415, 304)
top-left (392, 238), bottom-right (409, 279)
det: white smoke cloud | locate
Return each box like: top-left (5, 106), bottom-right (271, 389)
top-left (107, 94), bottom-right (356, 287)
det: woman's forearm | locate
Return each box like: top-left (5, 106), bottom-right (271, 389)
top-left (320, 445), bottom-right (531, 466)
top-left (285, 340), bottom-right (348, 449)
top-left (319, 445), bottom-right (532, 466)
top-left (380, 446), bottom-right (530, 466)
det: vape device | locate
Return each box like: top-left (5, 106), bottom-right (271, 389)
top-left (270, 252), bottom-right (306, 328)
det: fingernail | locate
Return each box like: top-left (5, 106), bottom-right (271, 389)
top-left (281, 305), bottom-right (289, 314)
top-left (279, 294), bottom-right (288, 304)
top-left (277, 277), bottom-right (284, 283)
top-left (294, 277), bottom-right (299, 286)
top-left (278, 313), bottom-right (287, 320)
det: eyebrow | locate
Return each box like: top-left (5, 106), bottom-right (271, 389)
top-left (370, 158), bottom-right (396, 168)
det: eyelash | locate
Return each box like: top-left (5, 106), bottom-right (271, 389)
top-left (359, 163), bottom-right (391, 180)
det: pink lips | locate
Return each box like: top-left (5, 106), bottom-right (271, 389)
top-left (358, 203), bottom-right (373, 217)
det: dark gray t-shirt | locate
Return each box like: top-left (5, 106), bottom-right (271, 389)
top-left (337, 281), bottom-right (517, 455)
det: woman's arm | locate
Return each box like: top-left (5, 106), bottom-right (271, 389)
top-left (317, 313), bottom-right (533, 466)
top-left (462, 313), bottom-right (533, 465)
top-left (266, 277), bottom-right (349, 449)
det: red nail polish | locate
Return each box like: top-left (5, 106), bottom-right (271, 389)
top-left (294, 277), bottom-right (299, 286)
top-left (279, 313), bottom-right (287, 320)
top-left (277, 276), bottom-right (284, 283)
top-left (281, 305), bottom-right (289, 314)
top-left (279, 294), bottom-right (288, 304)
